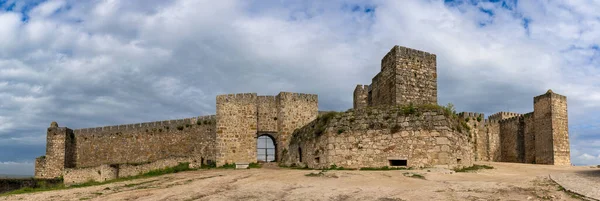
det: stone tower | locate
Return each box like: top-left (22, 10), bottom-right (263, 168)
top-left (35, 122), bottom-right (76, 178)
top-left (354, 45), bottom-right (437, 109)
top-left (533, 90), bottom-right (570, 165)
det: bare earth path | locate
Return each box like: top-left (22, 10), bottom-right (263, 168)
top-left (1, 162), bottom-right (596, 201)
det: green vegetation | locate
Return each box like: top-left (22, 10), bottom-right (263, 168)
top-left (359, 166), bottom-right (411, 171)
top-left (465, 118), bottom-right (470, 122)
top-left (1, 162), bottom-right (193, 196)
top-left (315, 112), bottom-right (339, 136)
top-left (453, 164), bottom-right (493, 172)
top-left (477, 116), bottom-right (482, 122)
top-left (337, 128), bottom-right (345, 134)
top-left (176, 125), bottom-right (184, 130)
top-left (248, 163), bottom-right (262, 169)
top-left (398, 104), bottom-right (416, 115)
top-left (218, 163), bottom-right (236, 169)
top-left (185, 124), bottom-right (191, 128)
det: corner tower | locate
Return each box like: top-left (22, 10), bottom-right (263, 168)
top-left (533, 90), bottom-right (570, 165)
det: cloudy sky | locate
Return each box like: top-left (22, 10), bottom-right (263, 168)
top-left (0, 0), bottom-right (599, 175)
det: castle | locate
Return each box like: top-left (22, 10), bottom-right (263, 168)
top-left (34, 45), bottom-right (570, 184)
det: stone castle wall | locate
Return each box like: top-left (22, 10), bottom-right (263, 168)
top-left (283, 107), bottom-right (473, 169)
top-left (215, 92), bottom-right (318, 166)
top-left (72, 115), bottom-right (216, 168)
top-left (523, 113), bottom-right (536, 164)
top-left (63, 157), bottom-right (192, 185)
top-left (216, 93), bottom-right (258, 166)
top-left (499, 116), bottom-right (524, 163)
top-left (275, 92), bottom-right (319, 161)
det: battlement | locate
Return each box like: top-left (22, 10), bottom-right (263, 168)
top-left (534, 89), bottom-right (567, 103)
top-left (499, 114), bottom-right (523, 124)
top-left (216, 93), bottom-right (258, 103)
top-left (354, 84), bottom-right (369, 91)
top-left (276, 92), bottom-right (318, 102)
top-left (72, 115), bottom-right (216, 134)
top-left (488, 112), bottom-right (521, 121)
top-left (381, 45), bottom-right (436, 71)
top-left (257, 95), bottom-right (276, 102)
top-left (458, 112), bottom-right (484, 119)
top-left (484, 119), bottom-right (500, 124)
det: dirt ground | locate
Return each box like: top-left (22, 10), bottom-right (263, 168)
top-left (0, 162), bottom-right (596, 201)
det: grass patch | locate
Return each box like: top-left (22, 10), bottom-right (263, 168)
top-left (248, 163), bottom-right (262, 169)
top-left (453, 164), bottom-right (493, 172)
top-left (325, 164), bottom-right (355, 170)
top-left (359, 166), bottom-right (411, 171)
top-left (337, 128), bottom-right (345, 134)
top-left (1, 162), bottom-right (193, 196)
top-left (305, 172), bottom-right (325, 177)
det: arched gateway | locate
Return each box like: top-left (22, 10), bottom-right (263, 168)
top-left (256, 134), bottom-right (276, 162)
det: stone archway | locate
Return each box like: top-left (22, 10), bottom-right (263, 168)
top-left (256, 134), bottom-right (277, 162)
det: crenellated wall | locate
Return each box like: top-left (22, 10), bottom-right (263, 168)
top-left (72, 115), bottom-right (216, 168)
top-left (499, 115), bottom-right (524, 163)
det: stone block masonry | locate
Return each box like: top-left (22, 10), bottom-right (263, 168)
top-left (469, 90), bottom-right (570, 166)
top-left (354, 46), bottom-right (437, 109)
top-left (35, 115), bottom-right (216, 180)
top-left (215, 92), bottom-right (318, 166)
top-left (282, 107), bottom-right (473, 169)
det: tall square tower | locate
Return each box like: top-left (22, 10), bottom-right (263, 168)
top-left (354, 45), bottom-right (437, 109)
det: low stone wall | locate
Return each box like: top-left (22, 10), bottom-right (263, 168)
top-left (283, 106), bottom-right (473, 169)
top-left (63, 157), bottom-right (193, 186)
top-left (63, 164), bottom-right (118, 185)
top-left (118, 157), bottom-right (192, 178)
top-left (0, 178), bottom-right (62, 194)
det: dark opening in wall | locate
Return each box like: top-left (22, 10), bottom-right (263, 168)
top-left (298, 148), bottom-right (303, 163)
top-left (389, 159), bottom-right (407, 166)
top-left (457, 158), bottom-right (462, 164)
top-left (314, 157), bottom-right (320, 164)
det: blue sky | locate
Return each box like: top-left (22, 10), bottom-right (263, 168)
top-left (0, 0), bottom-right (599, 175)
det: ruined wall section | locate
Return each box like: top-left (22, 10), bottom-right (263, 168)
top-left (484, 120), bottom-right (501, 162)
top-left (523, 113), bottom-right (535, 164)
top-left (353, 85), bottom-right (369, 110)
top-left (276, 92), bottom-right (318, 161)
top-left (72, 115), bottom-right (216, 168)
top-left (370, 58), bottom-right (396, 107)
top-left (499, 116), bottom-right (524, 163)
top-left (394, 46), bottom-right (437, 105)
top-left (216, 93), bottom-right (258, 166)
top-left (459, 112), bottom-right (486, 161)
top-left (283, 107), bottom-right (473, 169)
top-left (257, 96), bottom-right (278, 132)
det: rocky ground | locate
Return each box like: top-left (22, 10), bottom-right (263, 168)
top-left (0, 162), bottom-right (597, 201)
